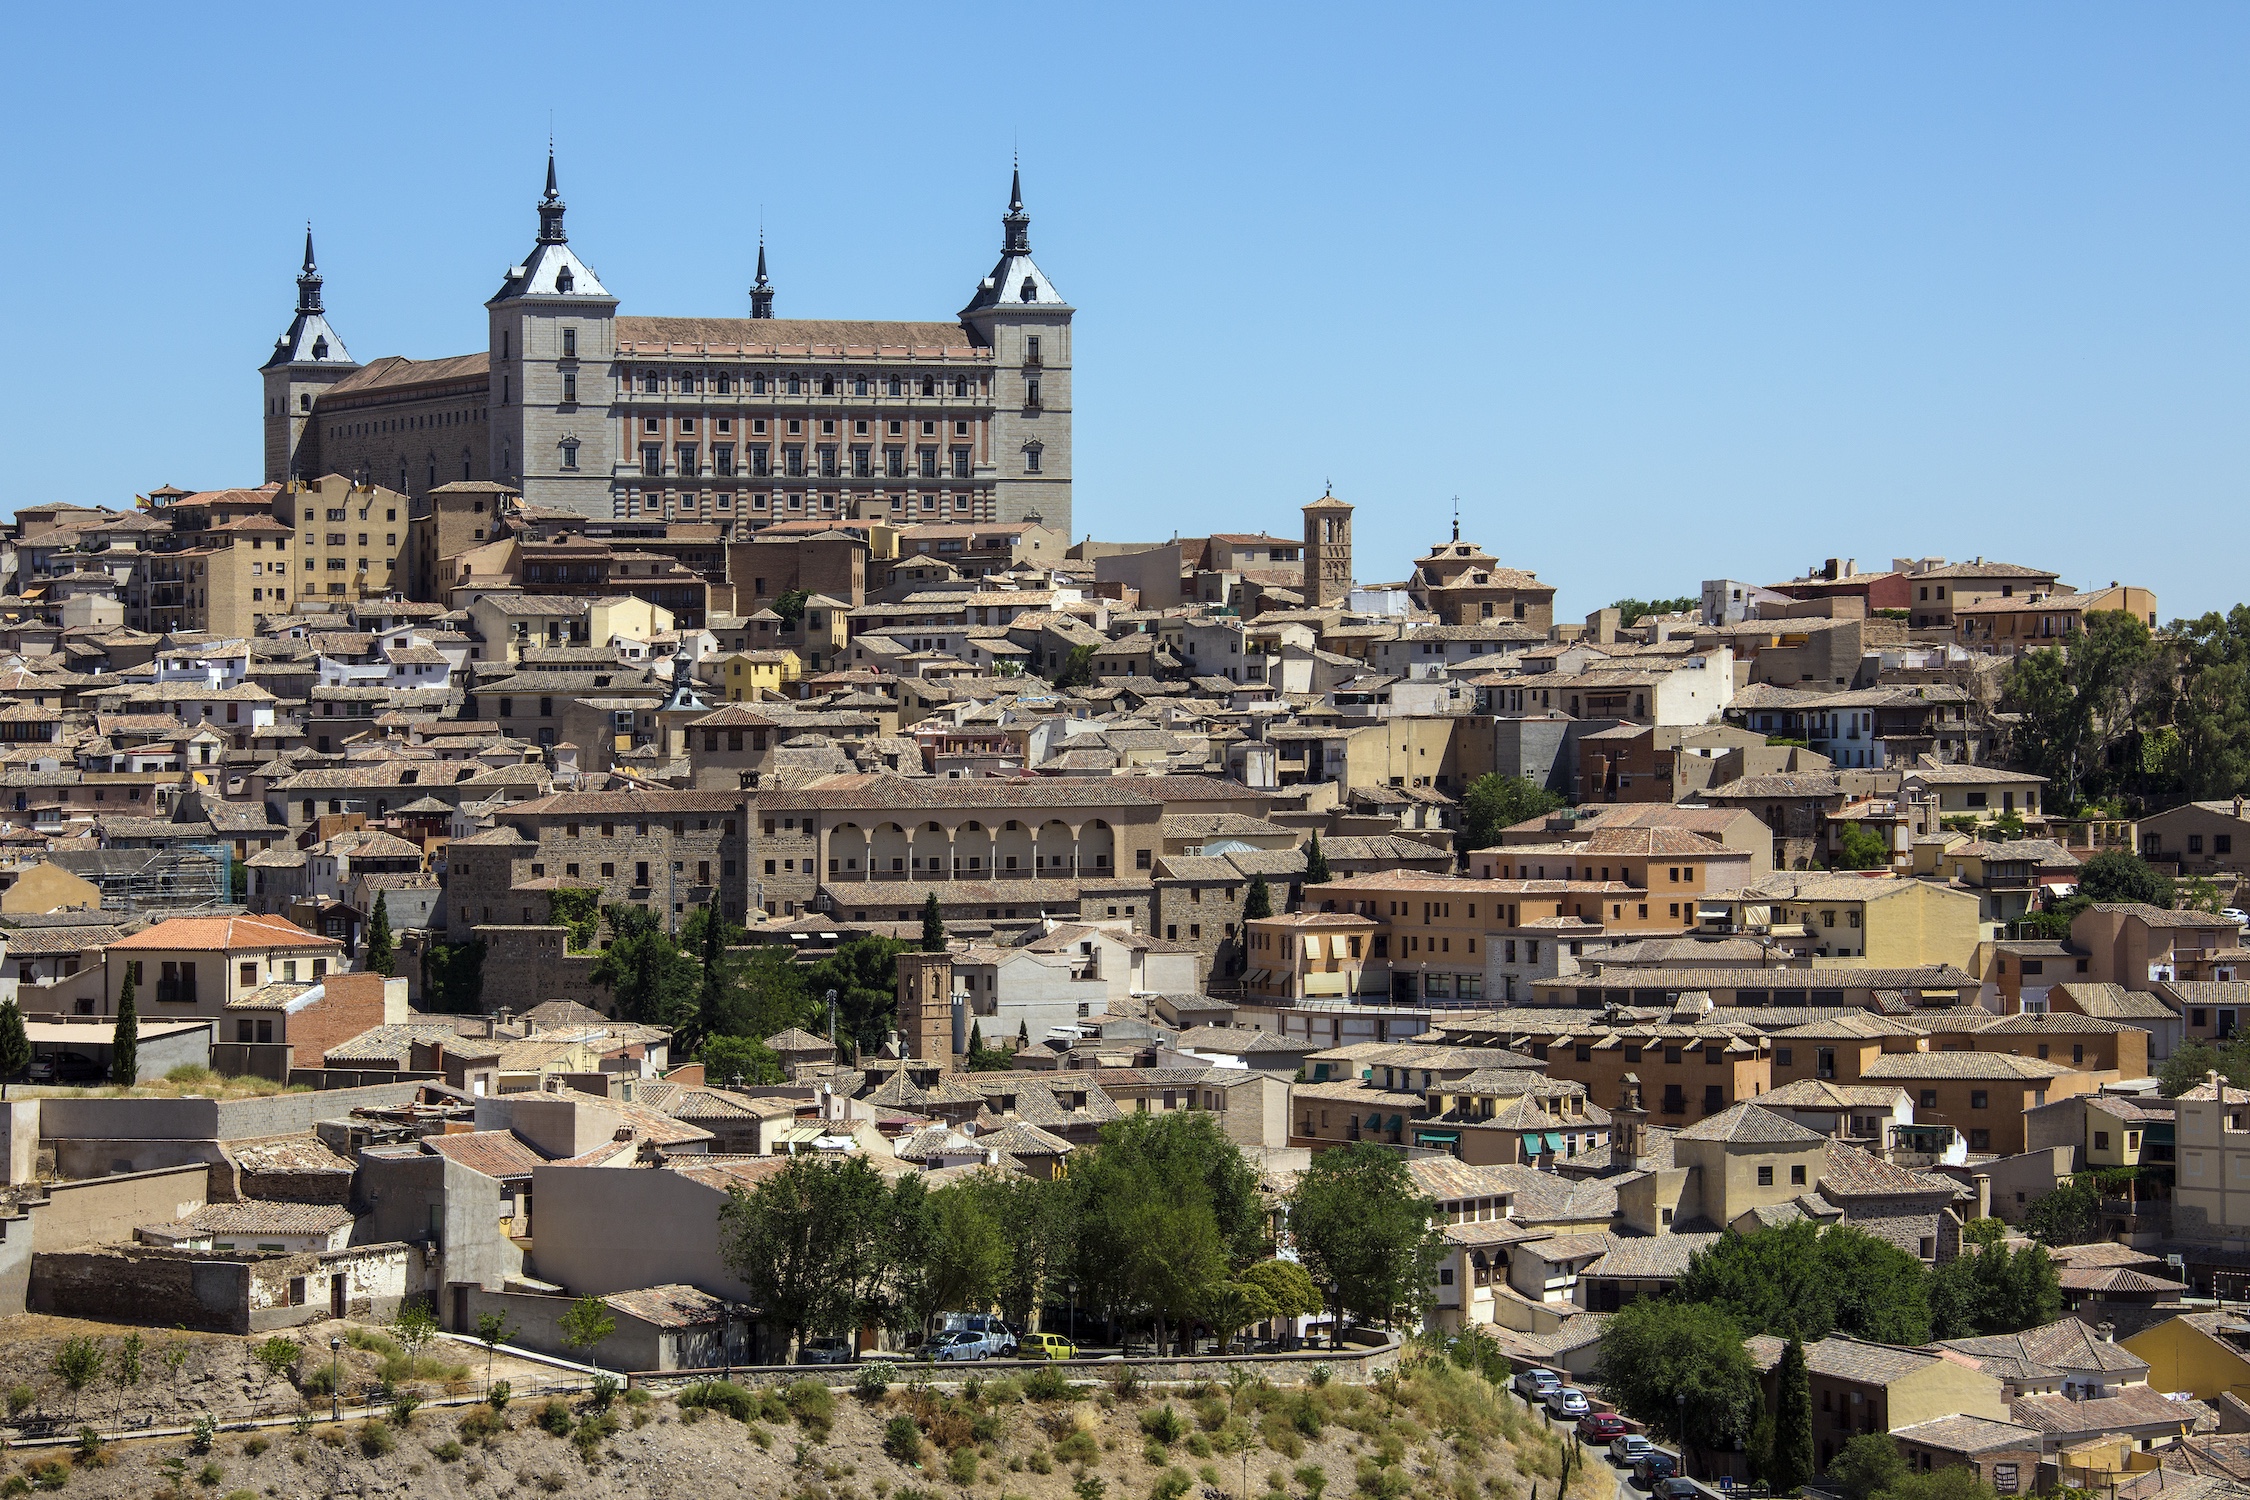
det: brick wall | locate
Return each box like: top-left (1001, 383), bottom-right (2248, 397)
top-left (282, 972), bottom-right (392, 1062)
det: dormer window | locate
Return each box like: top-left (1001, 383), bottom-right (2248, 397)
top-left (310, 337), bottom-right (328, 359)
top-left (556, 267), bottom-right (575, 293)
top-left (1019, 277), bottom-right (1037, 301)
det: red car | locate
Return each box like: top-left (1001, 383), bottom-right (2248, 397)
top-left (1577, 1413), bottom-right (1630, 1443)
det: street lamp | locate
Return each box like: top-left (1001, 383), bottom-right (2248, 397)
top-left (1676, 1392), bottom-right (1690, 1477)
top-left (329, 1336), bottom-right (342, 1423)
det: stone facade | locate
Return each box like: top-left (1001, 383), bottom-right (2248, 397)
top-left (443, 790), bottom-right (747, 940)
top-left (263, 157), bottom-right (1072, 534)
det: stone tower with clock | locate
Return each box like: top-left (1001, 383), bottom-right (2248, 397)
top-left (1302, 488), bottom-right (1355, 607)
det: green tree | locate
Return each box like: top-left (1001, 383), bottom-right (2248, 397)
top-left (1829, 1431), bottom-right (1910, 1500)
top-left (2005, 611), bottom-right (2163, 810)
top-left (1240, 1259), bottom-right (1320, 1325)
top-left (1303, 833), bottom-right (1331, 885)
top-left (110, 964), bottom-right (139, 1087)
top-left (805, 934), bottom-right (905, 1054)
top-left (0, 998), bottom-right (29, 1095)
top-left (966, 1171), bottom-right (1078, 1328)
top-left (1286, 1141), bottom-right (1445, 1344)
top-left (1052, 642), bottom-right (1097, 689)
top-left (590, 904), bottom-right (703, 1028)
top-left (558, 1295), bottom-right (615, 1377)
top-left (699, 1033), bottom-right (784, 1087)
top-left (1611, 597), bottom-right (1699, 627)
top-left (1674, 1219), bottom-right (1931, 1345)
top-left (1460, 773), bottom-right (1566, 850)
top-left (1241, 875), bottom-right (1272, 922)
top-left (1836, 823), bottom-right (1889, 870)
top-left (901, 1186), bottom-right (1009, 1341)
top-left (2169, 607), bottom-right (2250, 798)
top-left (962, 1021), bottom-right (1013, 1072)
top-left (2159, 1035), bottom-right (2250, 1096)
top-left (473, 1312), bottom-right (516, 1391)
top-left (420, 939), bottom-right (486, 1013)
top-left (365, 892), bottom-right (394, 977)
top-left (1071, 1113), bottom-right (1262, 1352)
top-left (2076, 849), bottom-right (2175, 908)
top-left (2021, 1179), bottom-right (2103, 1246)
top-left (1928, 1241), bottom-right (2062, 1338)
top-left (549, 887), bottom-right (601, 952)
top-left (1592, 1299), bottom-right (1760, 1472)
top-left (1768, 1336), bottom-right (1814, 1496)
top-left (2182, 876), bottom-right (2226, 914)
top-left (1201, 1281), bottom-right (1278, 1354)
top-left (771, 588), bottom-right (812, 630)
top-left (920, 891), bottom-right (946, 952)
top-left (720, 1154), bottom-right (894, 1360)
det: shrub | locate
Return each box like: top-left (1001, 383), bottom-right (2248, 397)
top-left (298, 1364), bottom-right (335, 1397)
top-left (188, 1417), bottom-right (216, 1455)
top-left (356, 1420), bottom-right (394, 1458)
top-left (536, 1399), bottom-right (574, 1437)
top-left (1309, 1365), bottom-right (1333, 1388)
top-left (1143, 1440), bottom-right (1168, 1466)
top-left (947, 1447), bottom-right (979, 1485)
top-left (1194, 1396), bottom-right (1227, 1432)
top-left (677, 1381), bottom-right (755, 1422)
top-left (588, 1374), bottom-right (618, 1410)
top-left (240, 1436), bottom-right (268, 1459)
top-left (1075, 1477), bottom-right (1108, 1500)
top-left (982, 1375), bottom-right (1023, 1405)
top-left (71, 1430), bottom-right (99, 1463)
top-left (252, 1337), bottom-right (299, 1380)
top-left (1150, 1467), bottom-right (1192, 1500)
top-left (1141, 1405), bottom-right (1186, 1446)
top-left (1054, 1429), bottom-right (1098, 1466)
top-left (854, 1362), bottom-right (891, 1399)
top-left (4, 1388), bottom-right (31, 1418)
top-left (1022, 1365), bottom-right (1071, 1402)
top-left (1027, 1448), bottom-right (1053, 1474)
top-left (784, 1378), bottom-right (836, 1439)
top-left (1106, 1364), bottom-right (1144, 1399)
top-left (488, 1379), bottom-right (512, 1409)
top-left (165, 1064), bottom-right (218, 1087)
top-left (1294, 1464), bottom-right (1329, 1499)
top-left (22, 1458), bottom-right (66, 1492)
top-left (428, 1439), bottom-right (464, 1464)
top-left (389, 1391), bottom-right (422, 1427)
top-left (457, 1407), bottom-right (504, 1443)
top-left (196, 1461), bottom-right (225, 1487)
top-left (883, 1414), bottom-right (923, 1465)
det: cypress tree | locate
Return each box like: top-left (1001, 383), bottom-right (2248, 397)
top-left (365, 892), bottom-right (395, 977)
top-left (0, 1000), bottom-right (28, 1097)
top-left (110, 965), bottom-right (139, 1088)
top-left (920, 892), bottom-right (946, 953)
top-left (1242, 875), bottom-right (1272, 921)
top-left (1304, 832), bottom-right (1331, 885)
top-left (1770, 1335), bottom-right (1814, 1497)
top-left (968, 1020), bottom-right (985, 1056)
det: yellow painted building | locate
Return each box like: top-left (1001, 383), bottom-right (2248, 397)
top-left (1723, 872), bottom-right (1982, 969)
top-left (707, 649), bottom-right (800, 701)
top-left (2121, 1313), bottom-right (2250, 1404)
top-left (287, 474), bottom-right (409, 604)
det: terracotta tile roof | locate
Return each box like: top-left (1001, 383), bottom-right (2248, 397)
top-left (423, 1130), bottom-right (549, 1179)
top-left (1674, 1102), bottom-right (1828, 1145)
top-left (603, 1282), bottom-right (723, 1328)
top-left (110, 912), bottom-right (340, 952)
top-left (160, 1201), bottom-right (354, 1235)
top-left (1582, 1232), bottom-right (1719, 1279)
top-left (1860, 1052), bottom-right (2076, 1081)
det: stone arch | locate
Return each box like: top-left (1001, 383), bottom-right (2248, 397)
top-left (996, 818), bottom-right (1034, 876)
top-left (830, 821), bottom-right (868, 878)
top-left (954, 820), bottom-right (994, 878)
top-left (871, 822), bottom-right (909, 877)
top-left (1079, 819), bottom-right (1117, 875)
top-left (910, 820), bottom-right (953, 880)
top-left (1034, 820), bottom-right (1076, 875)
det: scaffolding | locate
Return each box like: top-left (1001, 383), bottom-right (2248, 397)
top-left (87, 839), bottom-right (234, 915)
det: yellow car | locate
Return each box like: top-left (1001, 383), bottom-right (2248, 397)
top-left (1017, 1333), bottom-right (1076, 1361)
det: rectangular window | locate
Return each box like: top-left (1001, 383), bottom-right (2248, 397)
top-left (818, 445), bottom-right (838, 477)
top-left (918, 446), bottom-right (938, 478)
top-left (561, 327), bottom-right (576, 357)
top-left (785, 446), bottom-right (804, 477)
top-left (677, 444), bottom-right (698, 475)
top-left (713, 444), bottom-right (734, 477)
top-left (951, 446), bottom-right (972, 479)
top-left (641, 445), bottom-right (661, 477)
top-left (561, 369), bottom-right (577, 403)
top-left (851, 446), bottom-right (872, 478)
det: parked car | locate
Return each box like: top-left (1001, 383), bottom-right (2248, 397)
top-left (1544, 1386), bottom-right (1590, 1419)
top-left (1655, 1477), bottom-right (1703, 1500)
top-left (28, 1051), bottom-right (103, 1084)
top-left (1578, 1412), bottom-right (1629, 1443)
top-left (923, 1331), bottom-right (991, 1362)
top-left (1512, 1367), bottom-right (1561, 1400)
top-left (941, 1314), bottom-right (1017, 1355)
top-left (2224, 907), bottom-right (2248, 925)
top-left (1633, 1452), bottom-right (1678, 1489)
top-left (797, 1338), bottom-right (854, 1365)
top-left (1018, 1332), bottom-right (1077, 1361)
top-left (1609, 1434), bottom-right (1653, 1467)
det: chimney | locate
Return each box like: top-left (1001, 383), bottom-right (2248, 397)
top-left (1824, 559), bottom-right (1840, 581)
top-left (1973, 1172), bottom-right (1991, 1221)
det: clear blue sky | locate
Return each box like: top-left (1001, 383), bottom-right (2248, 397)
top-left (5, 4), bottom-right (2245, 617)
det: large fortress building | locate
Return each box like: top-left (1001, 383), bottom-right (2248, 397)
top-left (260, 155), bottom-right (1072, 535)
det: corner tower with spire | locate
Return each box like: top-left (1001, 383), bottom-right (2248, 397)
top-left (750, 235), bottom-right (775, 319)
top-left (486, 148), bottom-right (620, 515)
top-left (959, 161), bottom-right (1074, 537)
top-left (259, 226), bottom-right (359, 484)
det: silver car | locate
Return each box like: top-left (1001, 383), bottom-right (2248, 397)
top-left (1610, 1434), bottom-right (1653, 1467)
top-left (1545, 1386), bottom-right (1590, 1419)
top-left (1513, 1366), bottom-right (1560, 1400)
top-left (927, 1330), bottom-right (990, 1362)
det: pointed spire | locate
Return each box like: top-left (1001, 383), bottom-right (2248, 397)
top-left (1001, 157), bottom-right (1031, 257)
top-left (295, 223), bottom-right (324, 314)
top-left (537, 146), bottom-right (568, 245)
top-left (750, 231), bottom-right (774, 319)
top-left (1452, 497), bottom-right (1461, 543)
